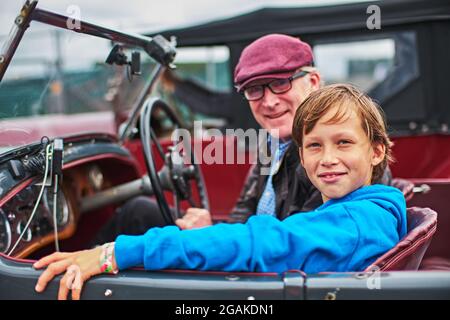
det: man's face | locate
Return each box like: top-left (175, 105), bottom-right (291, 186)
top-left (247, 72), bottom-right (320, 140)
top-left (300, 105), bottom-right (385, 202)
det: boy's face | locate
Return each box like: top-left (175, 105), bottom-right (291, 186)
top-left (300, 105), bottom-right (385, 202)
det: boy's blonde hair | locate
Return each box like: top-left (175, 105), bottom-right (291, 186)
top-left (292, 83), bottom-right (393, 184)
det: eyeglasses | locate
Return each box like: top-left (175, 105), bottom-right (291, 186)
top-left (241, 70), bottom-right (310, 101)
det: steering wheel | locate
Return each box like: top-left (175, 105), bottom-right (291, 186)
top-left (139, 97), bottom-right (209, 225)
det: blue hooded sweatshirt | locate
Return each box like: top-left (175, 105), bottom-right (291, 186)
top-left (115, 184), bottom-right (407, 274)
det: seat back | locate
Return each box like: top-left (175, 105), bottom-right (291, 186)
top-left (364, 207), bottom-right (437, 271)
top-left (391, 178), bottom-right (415, 202)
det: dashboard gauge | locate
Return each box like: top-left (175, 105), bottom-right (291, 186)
top-left (16, 220), bottom-right (32, 242)
top-left (44, 188), bottom-right (70, 227)
top-left (0, 210), bottom-right (12, 253)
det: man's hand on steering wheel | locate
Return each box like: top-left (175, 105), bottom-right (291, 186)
top-left (175, 208), bottom-right (212, 230)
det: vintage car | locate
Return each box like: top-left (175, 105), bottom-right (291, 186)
top-left (0, 0), bottom-right (449, 300)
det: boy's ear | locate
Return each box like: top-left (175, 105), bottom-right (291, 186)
top-left (371, 142), bottom-right (385, 166)
top-left (299, 148), bottom-right (304, 166)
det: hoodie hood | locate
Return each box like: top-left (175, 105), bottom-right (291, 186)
top-left (318, 184), bottom-right (408, 239)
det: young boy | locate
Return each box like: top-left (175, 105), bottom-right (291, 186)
top-left (34, 84), bottom-right (407, 300)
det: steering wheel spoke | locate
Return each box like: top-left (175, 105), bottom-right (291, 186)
top-left (150, 128), bottom-right (166, 160)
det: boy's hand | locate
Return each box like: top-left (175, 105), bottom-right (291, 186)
top-left (33, 246), bottom-right (105, 300)
top-left (175, 208), bottom-right (212, 230)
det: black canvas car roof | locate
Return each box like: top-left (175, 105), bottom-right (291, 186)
top-left (150, 0), bottom-right (450, 46)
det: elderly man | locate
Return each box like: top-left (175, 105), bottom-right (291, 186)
top-left (94, 33), bottom-right (391, 241)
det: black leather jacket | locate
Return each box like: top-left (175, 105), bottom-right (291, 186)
top-left (229, 141), bottom-right (392, 223)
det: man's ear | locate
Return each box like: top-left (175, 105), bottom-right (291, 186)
top-left (308, 71), bottom-right (321, 90)
top-left (371, 142), bottom-right (385, 166)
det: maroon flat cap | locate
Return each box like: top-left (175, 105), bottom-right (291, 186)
top-left (234, 34), bottom-right (314, 91)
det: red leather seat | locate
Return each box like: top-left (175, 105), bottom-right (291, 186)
top-left (364, 206), bottom-right (437, 271)
top-left (391, 178), bottom-right (415, 202)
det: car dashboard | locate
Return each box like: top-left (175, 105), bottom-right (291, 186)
top-left (0, 182), bottom-right (74, 257)
top-left (0, 134), bottom-right (141, 258)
